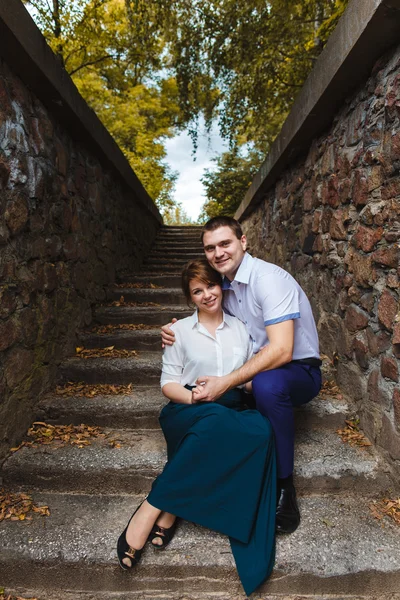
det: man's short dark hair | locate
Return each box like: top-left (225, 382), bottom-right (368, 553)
top-left (201, 216), bottom-right (243, 243)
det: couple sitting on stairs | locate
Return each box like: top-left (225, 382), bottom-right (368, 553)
top-left (117, 215), bottom-right (322, 596)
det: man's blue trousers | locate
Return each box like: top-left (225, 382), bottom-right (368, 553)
top-left (252, 362), bottom-right (322, 479)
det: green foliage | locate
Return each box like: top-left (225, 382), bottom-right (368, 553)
top-left (23, 0), bottom-right (181, 209)
top-left (24, 0), bottom-right (351, 218)
top-left (167, 0), bottom-right (350, 219)
top-left (200, 148), bottom-right (263, 221)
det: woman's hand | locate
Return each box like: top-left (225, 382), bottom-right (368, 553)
top-left (161, 318), bottom-right (177, 348)
top-left (191, 386), bottom-right (205, 404)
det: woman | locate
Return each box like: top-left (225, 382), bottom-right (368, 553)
top-left (117, 259), bottom-right (276, 596)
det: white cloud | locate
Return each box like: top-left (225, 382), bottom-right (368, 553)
top-left (165, 122), bottom-right (227, 221)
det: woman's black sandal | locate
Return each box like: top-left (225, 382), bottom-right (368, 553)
top-left (117, 503), bottom-right (145, 570)
top-left (149, 518), bottom-right (178, 550)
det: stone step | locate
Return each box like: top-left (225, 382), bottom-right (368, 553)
top-left (94, 305), bottom-right (191, 325)
top-left (119, 274), bottom-right (181, 287)
top-left (6, 593), bottom-right (378, 600)
top-left (58, 352), bottom-right (162, 385)
top-left (148, 249), bottom-right (204, 257)
top-left (79, 328), bottom-right (161, 351)
top-left (160, 225), bottom-right (203, 231)
top-left (37, 386), bottom-right (351, 431)
top-left (106, 286), bottom-right (185, 304)
top-left (143, 257), bottom-right (198, 267)
top-left (156, 233), bottom-right (202, 243)
top-left (139, 264), bottom-right (189, 273)
top-left (2, 427), bottom-right (392, 494)
top-left (1, 492), bottom-right (399, 595)
top-left (151, 243), bottom-right (204, 251)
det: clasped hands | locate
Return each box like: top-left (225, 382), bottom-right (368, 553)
top-left (191, 375), bottom-right (230, 404)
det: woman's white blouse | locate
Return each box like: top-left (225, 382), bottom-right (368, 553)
top-left (160, 311), bottom-right (254, 389)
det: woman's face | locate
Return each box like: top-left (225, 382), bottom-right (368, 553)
top-left (189, 278), bottom-right (223, 316)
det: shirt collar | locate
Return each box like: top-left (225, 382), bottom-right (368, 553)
top-left (222, 252), bottom-right (254, 288)
top-left (189, 309), bottom-right (231, 329)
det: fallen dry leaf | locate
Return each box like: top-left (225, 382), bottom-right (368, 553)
top-left (91, 323), bottom-right (160, 334)
top-left (370, 497), bottom-right (400, 526)
top-left (0, 488), bottom-right (50, 524)
top-left (56, 382), bottom-right (133, 398)
top-left (106, 300), bottom-right (161, 307)
top-left (336, 419), bottom-right (372, 448)
top-left (10, 422), bottom-right (118, 451)
top-left (75, 347), bottom-right (138, 359)
top-left (319, 379), bottom-right (343, 400)
top-left (115, 282), bottom-right (163, 289)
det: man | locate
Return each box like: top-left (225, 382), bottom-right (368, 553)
top-left (162, 216), bottom-right (321, 533)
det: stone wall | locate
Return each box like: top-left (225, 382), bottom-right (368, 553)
top-left (0, 57), bottom-right (161, 459)
top-left (242, 45), bottom-right (400, 467)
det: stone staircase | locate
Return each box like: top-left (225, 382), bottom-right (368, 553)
top-left (1, 225), bottom-right (400, 599)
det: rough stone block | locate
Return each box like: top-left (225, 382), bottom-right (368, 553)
top-left (372, 245), bottom-right (399, 268)
top-left (336, 361), bottom-right (366, 403)
top-left (352, 334), bottom-right (369, 370)
top-left (329, 209), bottom-right (348, 240)
top-left (368, 368), bottom-right (390, 409)
top-left (366, 326), bottom-right (391, 356)
top-left (378, 289), bottom-right (398, 331)
top-left (394, 387), bottom-right (400, 429)
top-left (393, 322), bottom-right (400, 344)
top-left (0, 318), bottom-right (19, 352)
top-left (345, 304), bottom-right (369, 332)
top-left (379, 413), bottom-right (400, 460)
top-left (5, 195), bottom-right (29, 235)
top-left (4, 346), bottom-right (34, 388)
top-left (381, 356), bottom-right (399, 381)
top-left (345, 248), bottom-right (377, 287)
top-left (352, 170), bottom-right (368, 207)
top-left (354, 225), bottom-right (382, 252)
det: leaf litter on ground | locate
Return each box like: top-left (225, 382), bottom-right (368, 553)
top-left (0, 594), bottom-right (38, 600)
top-left (91, 323), bottom-right (160, 334)
top-left (75, 346), bottom-right (138, 359)
top-left (56, 381), bottom-right (133, 397)
top-left (319, 379), bottom-right (343, 400)
top-left (0, 589), bottom-right (39, 600)
top-left (115, 282), bottom-right (163, 289)
top-left (106, 295), bottom-right (161, 307)
top-left (370, 497), bottom-right (400, 526)
top-left (10, 422), bottom-right (122, 452)
top-left (0, 488), bottom-right (50, 523)
top-left (336, 418), bottom-right (372, 448)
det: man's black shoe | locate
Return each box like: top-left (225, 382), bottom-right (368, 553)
top-left (275, 485), bottom-right (300, 534)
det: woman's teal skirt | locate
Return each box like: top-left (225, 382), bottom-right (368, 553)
top-left (147, 388), bottom-right (276, 596)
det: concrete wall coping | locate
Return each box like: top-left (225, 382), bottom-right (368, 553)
top-left (235, 0), bottom-right (400, 221)
top-left (0, 0), bottom-right (162, 224)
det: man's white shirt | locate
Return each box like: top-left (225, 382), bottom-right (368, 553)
top-left (221, 252), bottom-right (320, 359)
top-left (161, 311), bottom-right (253, 389)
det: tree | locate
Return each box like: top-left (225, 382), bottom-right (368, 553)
top-left (163, 202), bottom-right (195, 226)
top-left (23, 0), bottom-right (182, 210)
top-left (161, 0), bottom-right (350, 219)
top-left (200, 148), bottom-right (262, 221)
top-left (24, 0), bottom-right (351, 218)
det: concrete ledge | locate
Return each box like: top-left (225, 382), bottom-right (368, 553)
top-left (235, 0), bottom-right (400, 220)
top-left (0, 0), bottom-right (162, 223)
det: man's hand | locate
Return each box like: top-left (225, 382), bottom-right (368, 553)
top-left (161, 318), bottom-right (177, 348)
top-left (193, 375), bottom-right (230, 402)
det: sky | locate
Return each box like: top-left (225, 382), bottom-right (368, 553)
top-left (164, 121), bottom-right (228, 222)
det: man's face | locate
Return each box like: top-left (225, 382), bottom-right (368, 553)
top-left (203, 226), bottom-right (247, 280)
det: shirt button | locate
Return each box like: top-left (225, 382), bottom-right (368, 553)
top-left (239, 299), bottom-right (242, 303)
